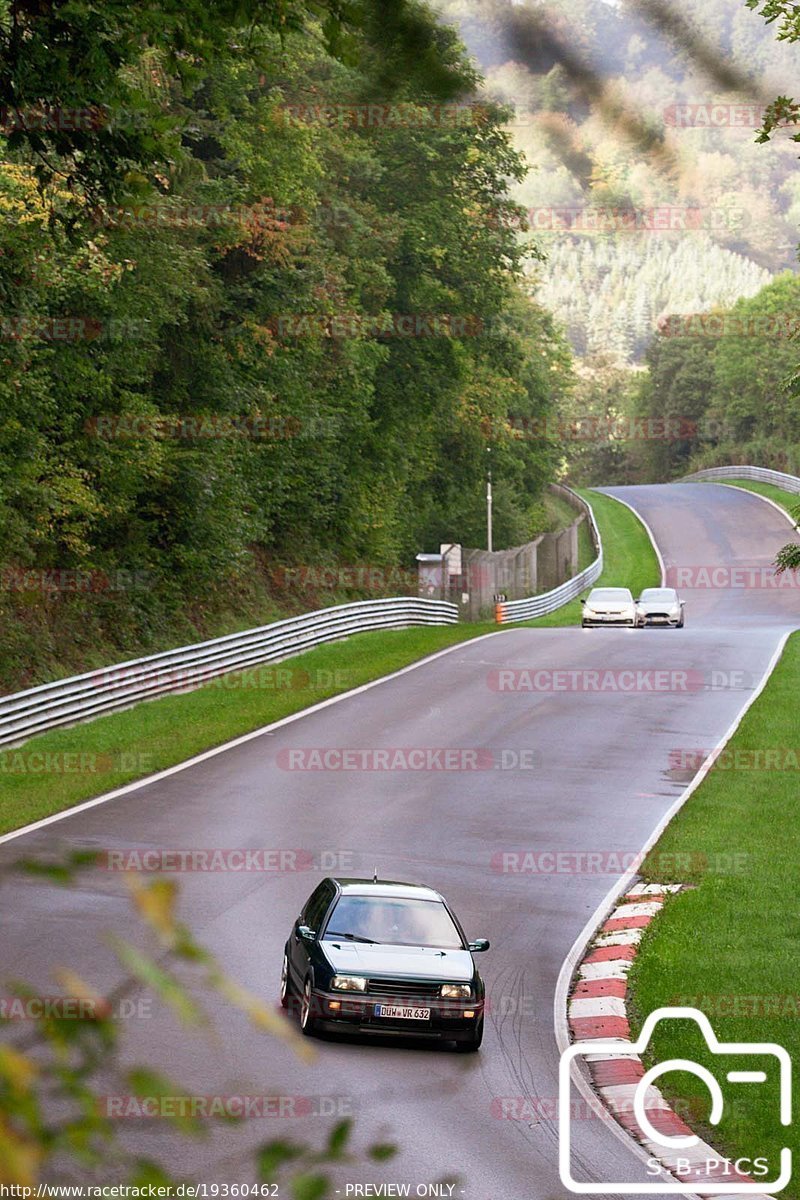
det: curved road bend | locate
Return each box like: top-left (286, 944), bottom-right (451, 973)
top-left (0, 482), bottom-right (797, 1196)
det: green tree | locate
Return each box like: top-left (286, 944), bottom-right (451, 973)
top-left (634, 328), bottom-right (717, 480)
top-left (0, 0), bottom-right (574, 688)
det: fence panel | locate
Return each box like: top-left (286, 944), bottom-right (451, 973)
top-left (495, 489), bottom-right (603, 623)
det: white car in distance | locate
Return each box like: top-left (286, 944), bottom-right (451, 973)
top-left (580, 587), bottom-right (637, 629)
top-left (636, 587), bottom-right (685, 628)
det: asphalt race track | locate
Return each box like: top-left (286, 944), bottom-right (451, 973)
top-left (1, 483), bottom-right (798, 1198)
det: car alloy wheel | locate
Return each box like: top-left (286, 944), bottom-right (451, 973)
top-left (300, 977), bottom-right (318, 1037)
top-left (280, 954), bottom-right (291, 1009)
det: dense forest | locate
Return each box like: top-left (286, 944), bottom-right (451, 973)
top-left (548, 272), bottom-right (800, 485)
top-left (536, 236), bottom-right (770, 363)
top-left (3, 0), bottom-right (800, 688)
top-left (0, 0), bottom-right (573, 686)
top-left (436, 0), bottom-right (800, 491)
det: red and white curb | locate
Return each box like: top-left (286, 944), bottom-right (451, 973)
top-left (567, 883), bottom-right (774, 1194)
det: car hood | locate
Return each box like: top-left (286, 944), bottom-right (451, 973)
top-left (638, 600), bottom-right (678, 612)
top-left (320, 942), bottom-right (474, 981)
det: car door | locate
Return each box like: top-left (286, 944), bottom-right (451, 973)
top-left (290, 879), bottom-right (335, 984)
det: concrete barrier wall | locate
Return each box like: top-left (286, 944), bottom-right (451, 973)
top-left (450, 485), bottom-right (589, 620)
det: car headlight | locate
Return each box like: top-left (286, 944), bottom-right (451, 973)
top-left (331, 975), bottom-right (367, 992)
top-left (440, 983), bottom-right (471, 999)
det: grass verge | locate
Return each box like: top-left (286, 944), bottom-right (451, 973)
top-left (0, 622), bottom-right (495, 837)
top-left (516, 487), bottom-right (662, 628)
top-left (629, 630), bottom-right (800, 1194)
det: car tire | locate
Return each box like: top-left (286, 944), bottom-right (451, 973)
top-left (454, 1018), bottom-right (484, 1052)
top-left (677, 616), bottom-right (684, 628)
top-left (581, 621), bottom-right (590, 629)
top-left (280, 953), bottom-right (292, 1009)
top-left (300, 976), bottom-right (319, 1037)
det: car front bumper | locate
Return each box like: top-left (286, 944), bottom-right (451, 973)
top-left (639, 613), bottom-right (680, 626)
top-left (308, 989), bottom-right (484, 1040)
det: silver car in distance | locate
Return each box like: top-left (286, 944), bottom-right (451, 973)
top-left (636, 587), bottom-right (685, 628)
top-left (580, 587), bottom-right (637, 628)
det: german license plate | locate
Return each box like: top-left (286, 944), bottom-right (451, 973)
top-left (373, 1004), bottom-right (430, 1020)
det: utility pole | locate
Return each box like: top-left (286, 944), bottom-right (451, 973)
top-left (486, 444), bottom-right (493, 553)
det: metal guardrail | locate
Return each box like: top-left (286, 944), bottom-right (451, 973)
top-left (679, 465), bottom-right (800, 496)
top-left (495, 488), bottom-right (603, 623)
top-left (0, 597), bottom-right (458, 749)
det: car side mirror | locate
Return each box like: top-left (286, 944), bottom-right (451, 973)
top-left (468, 938), bottom-right (490, 952)
top-left (298, 925), bottom-right (316, 943)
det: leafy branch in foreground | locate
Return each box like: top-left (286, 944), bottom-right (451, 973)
top-left (746, 2), bottom-right (800, 141)
top-left (775, 502), bottom-right (800, 573)
top-left (0, 855), bottom-right (396, 1190)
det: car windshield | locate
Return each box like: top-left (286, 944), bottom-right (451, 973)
top-left (322, 895), bottom-right (464, 949)
top-left (639, 589), bottom-right (677, 602)
top-left (590, 589), bottom-right (631, 601)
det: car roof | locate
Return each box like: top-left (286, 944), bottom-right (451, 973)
top-left (329, 878), bottom-right (444, 902)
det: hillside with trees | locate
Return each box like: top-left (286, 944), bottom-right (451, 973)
top-left (437, 0), bottom-right (799, 364)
